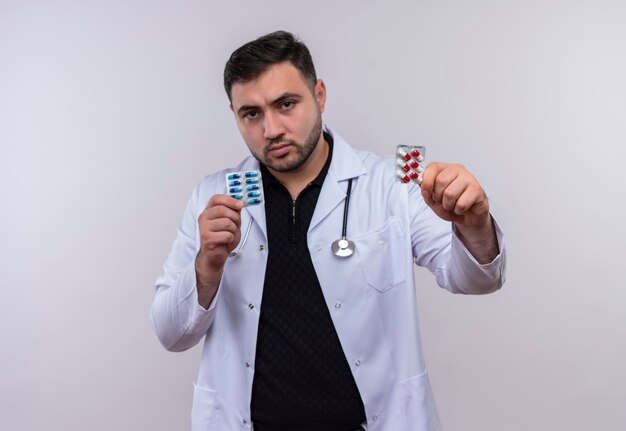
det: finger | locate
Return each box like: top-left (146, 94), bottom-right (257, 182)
top-left (201, 231), bottom-right (239, 249)
top-left (206, 194), bottom-right (244, 212)
top-left (200, 204), bottom-right (243, 228)
top-left (199, 217), bottom-right (241, 257)
top-left (431, 167), bottom-right (460, 204)
top-left (204, 218), bottom-right (240, 235)
top-left (453, 185), bottom-right (487, 216)
top-left (419, 162), bottom-right (444, 196)
top-left (440, 178), bottom-right (468, 212)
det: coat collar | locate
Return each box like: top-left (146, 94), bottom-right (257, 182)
top-left (310, 124), bottom-right (367, 232)
top-left (323, 124), bottom-right (368, 182)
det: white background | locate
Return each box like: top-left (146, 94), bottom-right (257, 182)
top-left (1, 1), bottom-right (625, 430)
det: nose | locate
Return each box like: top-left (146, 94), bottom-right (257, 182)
top-left (263, 111), bottom-right (285, 141)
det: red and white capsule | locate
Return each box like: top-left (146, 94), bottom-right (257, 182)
top-left (409, 170), bottom-right (423, 184)
top-left (397, 149), bottom-right (412, 161)
top-left (396, 170), bottom-right (411, 183)
top-left (397, 160), bottom-right (411, 172)
top-left (409, 160), bottom-right (423, 172)
top-left (411, 149), bottom-right (424, 162)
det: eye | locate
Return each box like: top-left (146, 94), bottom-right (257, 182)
top-left (280, 100), bottom-right (295, 110)
top-left (243, 111), bottom-right (258, 120)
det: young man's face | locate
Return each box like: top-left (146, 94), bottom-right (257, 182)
top-left (230, 61), bottom-right (326, 173)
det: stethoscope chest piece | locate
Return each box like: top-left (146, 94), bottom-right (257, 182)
top-left (332, 237), bottom-right (355, 258)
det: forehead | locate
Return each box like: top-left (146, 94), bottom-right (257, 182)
top-left (230, 62), bottom-right (311, 108)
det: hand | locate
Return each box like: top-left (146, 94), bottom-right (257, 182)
top-left (420, 162), bottom-right (490, 229)
top-left (195, 195), bottom-right (243, 308)
top-left (420, 162), bottom-right (498, 263)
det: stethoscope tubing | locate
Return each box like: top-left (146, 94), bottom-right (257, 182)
top-left (230, 177), bottom-right (355, 258)
top-left (229, 215), bottom-right (253, 257)
top-left (341, 178), bottom-right (353, 239)
top-left (331, 178), bottom-right (356, 257)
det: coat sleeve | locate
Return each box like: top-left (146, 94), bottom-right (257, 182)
top-left (150, 184), bottom-right (221, 352)
top-left (408, 182), bottom-right (506, 294)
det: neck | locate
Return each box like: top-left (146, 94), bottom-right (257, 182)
top-left (268, 135), bottom-right (329, 199)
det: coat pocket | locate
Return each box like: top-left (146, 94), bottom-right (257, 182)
top-left (355, 217), bottom-right (406, 292)
top-left (191, 383), bottom-right (218, 431)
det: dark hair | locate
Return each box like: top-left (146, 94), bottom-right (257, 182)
top-left (223, 30), bottom-right (317, 101)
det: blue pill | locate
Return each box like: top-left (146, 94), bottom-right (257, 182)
top-left (230, 194), bottom-right (243, 199)
top-left (247, 198), bottom-right (262, 205)
top-left (246, 184), bottom-right (260, 191)
top-left (245, 178), bottom-right (259, 184)
top-left (244, 171), bottom-right (258, 178)
top-left (247, 191), bottom-right (261, 198)
top-left (229, 180), bottom-right (241, 186)
top-left (229, 187), bottom-right (242, 193)
top-left (227, 173), bottom-right (240, 180)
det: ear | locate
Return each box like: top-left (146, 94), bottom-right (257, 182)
top-left (314, 79), bottom-right (327, 113)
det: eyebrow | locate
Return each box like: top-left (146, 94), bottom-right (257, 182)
top-left (236, 92), bottom-right (303, 116)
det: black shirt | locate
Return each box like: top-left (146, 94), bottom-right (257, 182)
top-left (251, 133), bottom-right (366, 431)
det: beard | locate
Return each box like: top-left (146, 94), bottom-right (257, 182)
top-left (255, 114), bottom-right (323, 173)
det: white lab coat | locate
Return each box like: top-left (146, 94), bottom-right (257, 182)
top-left (151, 125), bottom-right (506, 431)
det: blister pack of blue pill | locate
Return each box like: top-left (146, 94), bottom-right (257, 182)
top-left (225, 170), bottom-right (264, 206)
top-left (396, 145), bottom-right (426, 185)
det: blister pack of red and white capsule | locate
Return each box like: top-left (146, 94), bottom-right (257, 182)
top-left (396, 145), bottom-right (426, 185)
top-left (225, 170), bottom-right (264, 206)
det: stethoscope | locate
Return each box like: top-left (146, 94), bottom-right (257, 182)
top-left (229, 178), bottom-right (355, 258)
top-left (330, 178), bottom-right (355, 258)
top-left (229, 216), bottom-right (253, 258)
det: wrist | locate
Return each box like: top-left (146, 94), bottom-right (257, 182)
top-left (453, 215), bottom-right (499, 264)
top-left (194, 253), bottom-right (223, 309)
top-left (454, 213), bottom-right (493, 237)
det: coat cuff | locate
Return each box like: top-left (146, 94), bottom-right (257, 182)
top-left (177, 262), bottom-right (219, 334)
top-left (448, 217), bottom-right (506, 294)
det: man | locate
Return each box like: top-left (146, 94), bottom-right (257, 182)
top-left (151, 31), bottom-right (505, 431)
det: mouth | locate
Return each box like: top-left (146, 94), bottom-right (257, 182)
top-left (267, 143), bottom-right (291, 157)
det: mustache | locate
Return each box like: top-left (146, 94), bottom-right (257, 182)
top-left (266, 136), bottom-right (295, 149)
top-left (267, 135), bottom-right (286, 146)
